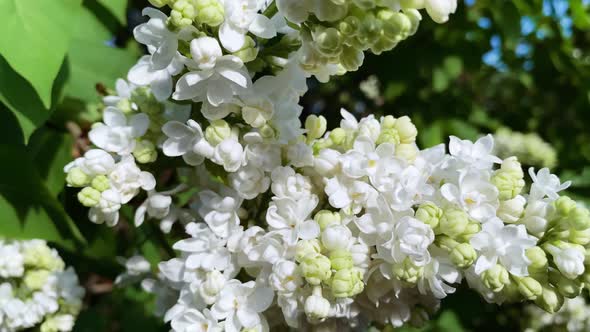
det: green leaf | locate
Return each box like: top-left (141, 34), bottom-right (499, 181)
top-left (64, 40), bottom-right (137, 102)
top-left (420, 121), bottom-right (444, 147)
top-left (443, 56), bottom-right (463, 79)
top-left (0, 106), bottom-right (24, 145)
top-left (27, 127), bottom-right (74, 197)
top-left (96, 0), bottom-right (128, 25)
top-left (0, 56), bottom-right (51, 142)
top-left (435, 310), bottom-right (465, 332)
top-left (0, 144), bottom-right (86, 249)
top-left (571, 0), bottom-right (590, 30)
top-left (0, 0), bottom-right (82, 108)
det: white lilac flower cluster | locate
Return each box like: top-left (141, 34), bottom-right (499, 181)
top-left (494, 127), bottom-right (557, 169)
top-left (523, 296), bottom-right (590, 332)
top-left (62, 0), bottom-right (590, 330)
top-left (0, 240), bottom-right (85, 332)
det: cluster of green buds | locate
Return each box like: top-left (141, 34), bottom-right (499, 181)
top-left (148, 0), bottom-right (224, 28)
top-left (415, 202), bottom-right (479, 269)
top-left (295, 210), bottom-right (364, 302)
top-left (496, 197), bottom-right (590, 313)
top-left (299, 2), bottom-right (422, 76)
top-left (310, 113), bottom-right (418, 161)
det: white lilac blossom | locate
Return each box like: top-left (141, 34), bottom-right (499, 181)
top-left (0, 240), bottom-right (84, 332)
top-left (65, 1), bottom-right (590, 330)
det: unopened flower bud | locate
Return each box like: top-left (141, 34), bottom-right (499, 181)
top-left (169, 0), bottom-right (196, 28)
top-left (305, 115), bottom-right (328, 141)
top-left (492, 168), bottom-right (525, 200)
top-left (515, 276), bottom-right (542, 300)
top-left (569, 228), bottom-right (590, 246)
top-left (392, 257), bottom-right (424, 283)
top-left (195, 0), bottom-right (224, 26)
top-left (526, 246), bottom-right (548, 270)
top-left (535, 286), bottom-right (564, 313)
top-left (133, 140), bottom-right (157, 163)
top-left (78, 187), bottom-right (101, 207)
top-left (205, 120), bottom-right (232, 145)
top-left (554, 196), bottom-right (577, 216)
top-left (339, 45), bottom-right (364, 72)
top-left (314, 210), bottom-right (341, 230)
top-left (66, 167), bottom-right (90, 187)
top-left (148, 0), bottom-right (168, 7)
top-left (376, 128), bottom-right (401, 145)
top-left (233, 36), bottom-right (258, 63)
top-left (400, 0), bottom-right (425, 9)
top-left (259, 124), bottom-right (276, 139)
top-left (549, 270), bottom-right (582, 298)
top-left (295, 240), bottom-right (321, 262)
top-left (395, 143), bottom-right (418, 161)
top-left (393, 116), bottom-right (417, 144)
top-left (497, 195), bottom-right (526, 223)
top-left (439, 207), bottom-right (469, 238)
top-left (415, 202), bottom-right (442, 229)
top-left (330, 268), bottom-right (364, 298)
top-left (330, 249), bottom-right (353, 271)
top-left (321, 225), bottom-right (352, 251)
top-left (24, 270), bottom-right (50, 291)
top-left (314, 27), bottom-right (343, 57)
top-left (481, 264), bottom-right (509, 292)
top-left (450, 243), bottom-right (477, 268)
top-left (545, 243), bottom-right (585, 280)
top-left (569, 205), bottom-right (590, 230)
top-left (305, 293), bottom-right (330, 322)
top-left (300, 253), bottom-right (332, 285)
top-left (435, 235), bottom-right (459, 252)
top-left (338, 16), bottom-right (361, 37)
top-left (91, 175), bottom-right (110, 192)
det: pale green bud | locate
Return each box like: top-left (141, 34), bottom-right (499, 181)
top-left (300, 253), bottom-right (332, 285)
top-left (554, 196), bottom-right (577, 216)
top-left (24, 270), bottom-right (50, 291)
top-left (331, 268), bottom-right (364, 298)
top-left (91, 175), bottom-right (110, 192)
top-left (305, 115), bottom-right (328, 141)
top-left (304, 293), bottom-right (330, 322)
top-left (391, 257), bottom-right (424, 283)
top-left (66, 167), bottom-right (90, 187)
top-left (492, 161), bottom-right (525, 200)
top-left (526, 246), bottom-right (548, 270)
top-left (329, 128), bottom-right (346, 146)
top-left (169, 0), bottom-right (197, 28)
top-left (233, 36), bottom-right (258, 63)
top-left (133, 140), bottom-right (158, 164)
top-left (515, 276), bottom-right (543, 300)
top-left (481, 264), bottom-right (509, 292)
top-left (400, 0), bottom-right (425, 8)
top-left (314, 210), bottom-right (341, 230)
top-left (439, 207), bottom-right (469, 238)
top-left (358, 14), bottom-right (382, 47)
top-left (393, 116), bottom-right (417, 144)
top-left (23, 243), bottom-right (64, 271)
top-left (404, 9), bottom-right (422, 37)
top-left (148, 0), bottom-right (168, 7)
top-left (78, 187), bottom-right (101, 207)
top-left (353, 0), bottom-right (375, 9)
top-left (195, 0), bottom-right (224, 26)
top-left (376, 127), bottom-right (401, 145)
top-left (535, 286), bottom-right (564, 313)
top-left (339, 45), bottom-right (364, 72)
top-left (383, 12), bottom-right (412, 42)
top-left (569, 228), bottom-right (590, 246)
top-left (313, 138), bottom-right (333, 154)
top-left (330, 249), bottom-right (354, 271)
top-left (457, 222), bottom-right (481, 242)
top-left (435, 235), bottom-right (459, 252)
top-left (259, 124), bottom-right (276, 139)
top-left (549, 270), bottom-right (582, 298)
top-left (449, 243), bottom-right (477, 268)
top-left (314, 27), bottom-right (343, 57)
top-left (381, 115), bottom-right (396, 129)
top-left (295, 240), bottom-right (321, 262)
top-left (205, 120), bottom-right (232, 145)
top-left (415, 202), bottom-right (442, 229)
top-left (569, 205), bottom-right (590, 230)
top-left (395, 143), bottom-right (418, 161)
top-left (338, 16), bottom-right (361, 37)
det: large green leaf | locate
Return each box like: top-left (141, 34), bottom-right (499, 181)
top-left (64, 40), bottom-right (137, 102)
top-left (0, 144), bottom-right (86, 249)
top-left (0, 56), bottom-right (51, 141)
top-left (27, 127), bottom-right (74, 197)
top-left (96, 0), bottom-right (128, 25)
top-left (0, 0), bottom-right (82, 108)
